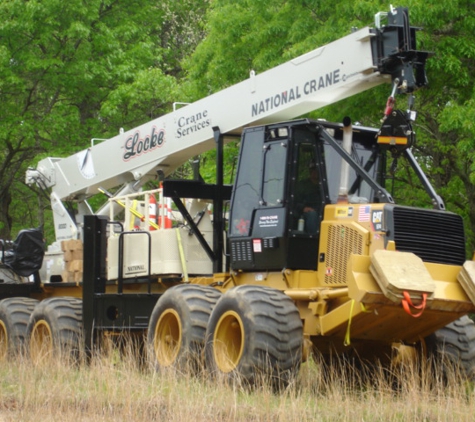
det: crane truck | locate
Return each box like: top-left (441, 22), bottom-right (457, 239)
top-left (1, 6), bottom-right (474, 383)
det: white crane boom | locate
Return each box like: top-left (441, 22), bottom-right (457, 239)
top-left (26, 6), bottom-right (428, 241)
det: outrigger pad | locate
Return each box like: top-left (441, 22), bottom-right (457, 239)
top-left (457, 261), bottom-right (475, 306)
top-left (2, 228), bottom-right (45, 277)
top-left (369, 249), bottom-right (435, 304)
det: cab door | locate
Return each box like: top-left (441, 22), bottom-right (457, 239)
top-left (286, 126), bottom-right (327, 270)
top-left (229, 122), bottom-right (327, 272)
top-left (228, 126), bottom-right (289, 271)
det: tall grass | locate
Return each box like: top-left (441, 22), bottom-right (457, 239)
top-left (1, 343), bottom-right (475, 421)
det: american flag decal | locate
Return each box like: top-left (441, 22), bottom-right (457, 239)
top-left (358, 205), bottom-right (371, 222)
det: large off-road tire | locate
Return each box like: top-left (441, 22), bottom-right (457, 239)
top-left (204, 285), bottom-right (303, 388)
top-left (147, 284), bottom-right (222, 371)
top-left (26, 297), bottom-right (83, 364)
top-left (425, 315), bottom-right (475, 379)
top-left (0, 297), bottom-right (38, 358)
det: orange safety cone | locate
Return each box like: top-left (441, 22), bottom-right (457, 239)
top-left (158, 204), bottom-right (171, 229)
top-left (149, 194), bottom-right (158, 230)
top-left (165, 198), bottom-right (173, 228)
top-left (158, 199), bottom-right (173, 229)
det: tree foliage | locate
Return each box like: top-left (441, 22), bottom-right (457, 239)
top-left (0, 0), bottom-right (207, 239)
top-left (2, 0), bottom-right (475, 257)
top-left (402, 0), bottom-right (475, 252)
top-left (183, 0), bottom-right (475, 255)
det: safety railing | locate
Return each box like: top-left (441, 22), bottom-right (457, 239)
top-left (106, 187), bottom-right (173, 232)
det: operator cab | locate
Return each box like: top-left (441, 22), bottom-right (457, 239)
top-left (228, 119), bottom-right (384, 272)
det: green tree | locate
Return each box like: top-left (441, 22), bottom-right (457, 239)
top-left (0, 0), bottom-right (207, 240)
top-left (184, 0), bottom-right (475, 255)
top-left (403, 0), bottom-right (475, 253)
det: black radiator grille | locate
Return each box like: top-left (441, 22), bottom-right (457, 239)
top-left (391, 206), bottom-right (466, 266)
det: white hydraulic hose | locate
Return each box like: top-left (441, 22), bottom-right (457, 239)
top-left (337, 116), bottom-right (352, 203)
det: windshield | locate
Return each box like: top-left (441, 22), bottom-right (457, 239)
top-left (323, 139), bottom-right (380, 204)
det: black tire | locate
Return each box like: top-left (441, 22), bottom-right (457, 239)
top-left (0, 297), bottom-right (38, 358)
top-left (204, 285), bottom-right (303, 388)
top-left (26, 297), bottom-right (83, 364)
top-left (425, 315), bottom-right (475, 378)
top-left (147, 284), bottom-right (222, 371)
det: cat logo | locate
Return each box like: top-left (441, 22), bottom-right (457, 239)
top-left (372, 211), bottom-right (382, 223)
top-left (372, 210), bottom-right (383, 231)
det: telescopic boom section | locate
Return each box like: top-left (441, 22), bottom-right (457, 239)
top-left (26, 6), bottom-right (428, 205)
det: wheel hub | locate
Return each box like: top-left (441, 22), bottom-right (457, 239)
top-left (154, 309), bottom-right (182, 366)
top-left (0, 320), bottom-right (8, 360)
top-left (30, 319), bottom-right (54, 363)
top-left (213, 310), bottom-right (244, 373)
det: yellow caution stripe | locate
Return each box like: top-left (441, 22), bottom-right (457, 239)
top-left (377, 136), bottom-right (408, 145)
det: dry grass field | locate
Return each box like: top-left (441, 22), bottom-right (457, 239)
top-left (0, 343), bottom-right (474, 422)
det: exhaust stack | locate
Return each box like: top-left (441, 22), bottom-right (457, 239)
top-left (337, 116), bottom-right (352, 203)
